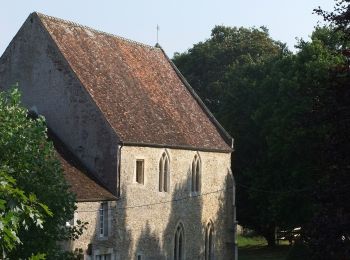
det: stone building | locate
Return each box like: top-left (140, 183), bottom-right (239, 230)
top-left (0, 12), bottom-right (235, 260)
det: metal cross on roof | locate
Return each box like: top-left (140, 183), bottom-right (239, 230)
top-left (157, 24), bottom-right (160, 44)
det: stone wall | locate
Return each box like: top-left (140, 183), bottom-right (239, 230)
top-left (67, 201), bottom-right (118, 259)
top-left (115, 146), bottom-right (234, 260)
top-left (0, 15), bottom-right (234, 259)
top-left (0, 15), bottom-right (119, 193)
top-left (69, 146), bottom-right (234, 260)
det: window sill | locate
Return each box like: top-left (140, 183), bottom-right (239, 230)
top-left (97, 235), bottom-right (109, 241)
top-left (158, 191), bottom-right (170, 197)
top-left (191, 191), bottom-right (201, 197)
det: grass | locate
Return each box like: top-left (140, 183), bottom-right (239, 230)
top-left (238, 235), bottom-right (290, 260)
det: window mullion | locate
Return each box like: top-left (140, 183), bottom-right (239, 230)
top-left (159, 158), bottom-right (164, 192)
top-left (176, 230), bottom-right (180, 260)
top-left (164, 158), bottom-right (168, 192)
top-left (191, 161), bottom-right (195, 192)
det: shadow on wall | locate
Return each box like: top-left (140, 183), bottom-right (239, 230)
top-left (215, 169), bottom-right (235, 259)
top-left (129, 167), bottom-right (235, 259)
top-left (134, 221), bottom-right (165, 260)
top-left (79, 185), bottom-right (133, 259)
top-left (132, 169), bottom-right (203, 259)
top-left (83, 202), bottom-right (119, 259)
top-left (58, 210), bottom-right (96, 259)
top-left (163, 170), bottom-right (203, 259)
top-left (112, 184), bottom-right (133, 259)
top-left (80, 167), bottom-right (233, 259)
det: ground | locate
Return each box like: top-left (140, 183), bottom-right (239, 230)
top-left (238, 235), bottom-right (290, 260)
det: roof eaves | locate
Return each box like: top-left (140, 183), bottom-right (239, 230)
top-left (121, 141), bottom-right (232, 153)
top-left (76, 197), bottom-right (117, 203)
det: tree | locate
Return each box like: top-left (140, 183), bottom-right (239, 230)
top-left (0, 88), bottom-right (78, 259)
top-left (314, 0), bottom-right (350, 36)
top-left (245, 27), bottom-right (346, 247)
top-left (303, 60), bottom-right (350, 259)
top-left (173, 25), bottom-right (348, 247)
top-left (173, 26), bottom-right (284, 114)
top-left (0, 167), bottom-right (50, 259)
top-left (303, 1), bottom-right (350, 258)
top-left (174, 26), bottom-right (290, 246)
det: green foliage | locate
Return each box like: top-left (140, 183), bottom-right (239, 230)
top-left (314, 0), bottom-right (350, 37)
top-left (55, 248), bottom-right (84, 260)
top-left (0, 167), bottom-right (51, 256)
top-left (173, 25), bottom-right (285, 114)
top-left (42, 246), bottom-right (87, 260)
top-left (0, 88), bottom-right (78, 258)
top-left (174, 25), bottom-right (349, 249)
top-left (237, 235), bottom-right (267, 247)
top-left (234, 27), bottom-right (346, 245)
top-left (303, 3), bottom-right (350, 257)
top-left (29, 253), bottom-right (47, 260)
top-left (174, 25), bottom-right (287, 245)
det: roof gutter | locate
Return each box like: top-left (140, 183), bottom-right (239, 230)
top-left (120, 141), bottom-right (232, 153)
top-left (76, 197), bottom-right (117, 203)
top-left (117, 142), bottom-right (123, 198)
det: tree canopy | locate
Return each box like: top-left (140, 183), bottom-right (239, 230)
top-left (174, 25), bottom-right (290, 245)
top-left (173, 23), bottom-right (350, 254)
top-left (173, 26), bottom-right (285, 114)
top-left (314, 0), bottom-right (350, 36)
top-left (0, 88), bottom-right (77, 259)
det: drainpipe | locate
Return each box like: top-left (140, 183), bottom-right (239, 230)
top-left (233, 174), bottom-right (238, 260)
top-left (117, 142), bottom-right (123, 198)
top-left (231, 139), bottom-right (238, 260)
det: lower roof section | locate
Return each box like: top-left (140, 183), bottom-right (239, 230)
top-left (50, 130), bottom-right (116, 202)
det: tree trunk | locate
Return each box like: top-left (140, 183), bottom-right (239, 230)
top-left (266, 233), bottom-right (276, 247)
top-left (263, 225), bottom-right (276, 247)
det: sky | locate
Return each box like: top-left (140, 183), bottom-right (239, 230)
top-left (1, 0), bottom-right (334, 58)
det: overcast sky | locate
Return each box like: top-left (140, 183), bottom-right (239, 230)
top-left (1, 0), bottom-right (334, 58)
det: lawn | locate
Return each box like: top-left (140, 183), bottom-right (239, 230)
top-left (238, 235), bottom-right (290, 260)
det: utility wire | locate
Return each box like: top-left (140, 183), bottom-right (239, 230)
top-left (75, 186), bottom-right (233, 213)
top-left (237, 181), bottom-right (350, 194)
top-left (236, 182), bottom-right (315, 194)
top-left (75, 180), bottom-right (335, 213)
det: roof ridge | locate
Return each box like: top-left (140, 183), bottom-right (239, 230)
top-left (33, 11), bottom-right (160, 50)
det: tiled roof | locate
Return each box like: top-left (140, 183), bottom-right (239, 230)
top-left (51, 131), bottom-right (116, 202)
top-left (35, 12), bottom-right (232, 152)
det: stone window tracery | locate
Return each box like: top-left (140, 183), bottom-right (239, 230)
top-left (174, 223), bottom-right (185, 260)
top-left (159, 152), bottom-right (170, 192)
top-left (191, 153), bottom-right (201, 193)
top-left (205, 222), bottom-right (214, 260)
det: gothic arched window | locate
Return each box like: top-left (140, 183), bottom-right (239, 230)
top-left (205, 222), bottom-right (214, 260)
top-left (191, 154), bottom-right (201, 192)
top-left (174, 223), bottom-right (185, 260)
top-left (159, 152), bottom-right (170, 192)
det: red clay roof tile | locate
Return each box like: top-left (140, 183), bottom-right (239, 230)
top-left (51, 131), bottom-right (116, 202)
top-left (36, 13), bottom-right (232, 152)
